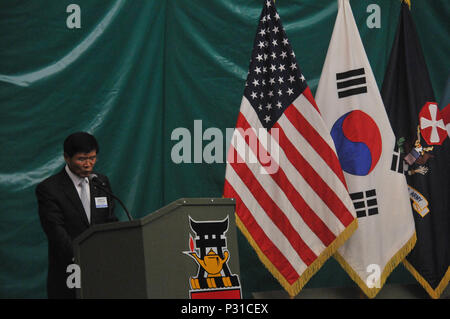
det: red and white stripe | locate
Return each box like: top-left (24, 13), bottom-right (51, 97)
top-left (224, 89), bottom-right (356, 285)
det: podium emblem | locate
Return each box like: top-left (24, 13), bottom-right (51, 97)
top-left (184, 216), bottom-right (241, 299)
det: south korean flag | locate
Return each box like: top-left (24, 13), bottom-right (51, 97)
top-left (314, 0), bottom-right (416, 298)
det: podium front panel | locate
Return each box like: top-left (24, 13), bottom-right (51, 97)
top-left (74, 198), bottom-right (241, 299)
top-left (141, 199), bottom-right (240, 298)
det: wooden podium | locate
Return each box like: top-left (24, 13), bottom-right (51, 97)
top-left (73, 198), bottom-right (241, 299)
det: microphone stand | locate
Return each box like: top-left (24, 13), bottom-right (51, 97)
top-left (92, 181), bottom-right (133, 221)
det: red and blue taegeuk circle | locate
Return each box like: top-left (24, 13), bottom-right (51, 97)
top-left (330, 110), bottom-right (382, 176)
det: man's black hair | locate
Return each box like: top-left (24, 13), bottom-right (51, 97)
top-left (63, 132), bottom-right (99, 157)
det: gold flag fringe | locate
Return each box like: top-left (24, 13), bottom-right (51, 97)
top-left (235, 213), bottom-right (358, 297)
top-left (334, 232), bottom-right (417, 298)
top-left (403, 260), bottom-right (450, 299)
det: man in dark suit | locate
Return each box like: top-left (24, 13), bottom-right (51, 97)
top-left (36, 132), bottom-right (118, 299)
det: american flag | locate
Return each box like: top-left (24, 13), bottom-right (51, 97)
top-left (223, 0), bottom-right (357, 296)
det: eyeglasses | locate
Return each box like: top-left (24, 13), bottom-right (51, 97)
top-left (75, 156), bottom-right (97, 163)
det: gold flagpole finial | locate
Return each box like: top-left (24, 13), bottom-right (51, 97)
top-left (402, 0), bottom-right (411, 9)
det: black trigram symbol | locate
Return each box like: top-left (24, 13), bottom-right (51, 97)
top-left (350, 189), bottom-right (378, 218)
top-left (390, 144), bottom-right (405, 174)
top-left (336, 68), bottom-right (367, 98)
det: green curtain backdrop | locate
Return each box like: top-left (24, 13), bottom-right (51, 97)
top-left (0, 0), bottom-right (448, 298)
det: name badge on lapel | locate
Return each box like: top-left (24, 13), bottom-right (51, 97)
top-left (95, 197), bottom-right (108, 208)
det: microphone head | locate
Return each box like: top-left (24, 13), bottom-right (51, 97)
top-left (89, 173), bottom-right (107, 187)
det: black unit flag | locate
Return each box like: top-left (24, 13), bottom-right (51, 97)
top-left (381, 1), bottom-right (450, 299)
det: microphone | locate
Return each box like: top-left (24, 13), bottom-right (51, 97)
top-left (89, 174), bottom-right (107, 187)
top-left (89, 174), bottom-right (133, 221)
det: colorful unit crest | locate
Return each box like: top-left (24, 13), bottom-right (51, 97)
top-left (185, 217), bottom-right (241, 299)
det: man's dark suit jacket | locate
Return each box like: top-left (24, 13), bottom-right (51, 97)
top-left (36, 168), bottom-right (118, 299)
